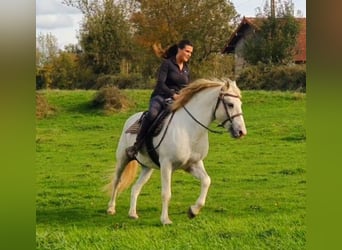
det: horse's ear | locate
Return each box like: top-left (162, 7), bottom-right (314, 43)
top-left (226, 80), bottom-right (230, 89)
top-left (227, 79), bottom-right (237, 88)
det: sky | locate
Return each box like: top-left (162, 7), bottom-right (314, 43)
top-left (36, 0), bottom-right (306, 49)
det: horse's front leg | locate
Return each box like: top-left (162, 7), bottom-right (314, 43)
top-left (160, 161), bottom-right (173, 225)
top-left (186, 160), bottom-right (211, 218)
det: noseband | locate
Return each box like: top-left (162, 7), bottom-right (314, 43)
top-left (214, 92), bottom-right (243, 128)
top-left (183, 90), bottom-right (243, 134)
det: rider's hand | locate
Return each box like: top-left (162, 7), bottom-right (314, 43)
top-left (173, 94), bottom-right (180, 100)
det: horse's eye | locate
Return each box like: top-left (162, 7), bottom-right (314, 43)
top-left (228, 103), bottom-right (234, 108)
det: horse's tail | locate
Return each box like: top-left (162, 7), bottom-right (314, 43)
top-left (117, 160), bottom-right (139, 193)
top-left (104, 160), bottom-right (139, 196)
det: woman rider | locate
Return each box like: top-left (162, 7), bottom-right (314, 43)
top-left (126, 39), bottom-right (194, 159)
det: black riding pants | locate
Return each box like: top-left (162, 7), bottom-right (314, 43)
top-left (146, 95), bottom-right (166, 122)
top-left (136, 95), bottom-right (166, 143)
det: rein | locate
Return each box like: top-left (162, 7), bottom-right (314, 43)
top-left (154, 111), bottom-right (175, 149)
top-left (183, 91), bottom-right (243, 134)
top-left (183, 106), bottom-right (223, 134)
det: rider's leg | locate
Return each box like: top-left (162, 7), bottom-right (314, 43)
top-left (126, 96), bottom-right (164, 159)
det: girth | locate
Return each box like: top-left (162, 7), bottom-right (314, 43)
top-left (145, 109), bottom-right (172, 166)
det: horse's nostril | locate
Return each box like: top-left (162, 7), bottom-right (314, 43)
top-left (239, 130), bottom-right (246, 137)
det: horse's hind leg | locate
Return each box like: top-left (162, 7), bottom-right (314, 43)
top-left (128, 166), bottom-right (154, 219)
top-left (186, 160), bottom-right (211, 218)
top-left (107, 158), bottom-right (129, 215)
top-left (160, 162), bottom-right (173, 225)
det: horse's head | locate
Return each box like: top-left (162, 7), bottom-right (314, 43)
top-left (215, 80), bottom-right (247, 138)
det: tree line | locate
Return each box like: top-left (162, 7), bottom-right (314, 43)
top-left (36, 0), bottom-right (301, 90)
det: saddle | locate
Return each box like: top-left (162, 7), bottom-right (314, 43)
top-left (125, 110), bottom-right (169, 137)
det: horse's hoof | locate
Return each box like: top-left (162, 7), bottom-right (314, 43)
top-left (188, 207), bottom-right (196, 219)
top-left (107, 207), bottom-right (116, 215)
top-left (129, 214), bottom-right (139, 220)
top-left (161, 218), bottom-right (173, 225)
top-left (162, 220), bottom-right (173, 225)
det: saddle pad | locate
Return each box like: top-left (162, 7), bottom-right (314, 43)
top-left (125, 119), bottom-right (141, 134)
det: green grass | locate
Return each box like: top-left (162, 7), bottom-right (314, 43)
top-left (36, 89), bottom-right (306, 249)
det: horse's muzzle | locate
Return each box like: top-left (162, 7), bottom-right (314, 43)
top-left (230, 127), bottom-right (247, 138)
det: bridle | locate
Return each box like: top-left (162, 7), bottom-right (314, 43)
top-left (183, 90), bottom-right (243, 134)
top-left (214, 92), bottom-right (243, 128)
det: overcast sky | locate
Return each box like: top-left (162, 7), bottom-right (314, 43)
top-left (36, 0), bottom-right (306, 49)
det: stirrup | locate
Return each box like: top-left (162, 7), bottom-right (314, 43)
top-left (126, 146), bottom-right (137, 160)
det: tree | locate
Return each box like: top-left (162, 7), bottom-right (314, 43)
top-left (49, 51), bottom-right (80, 89)
top-left (62, 0), bottom-right (238, 84)
top-left (36, 32), bottom-right (59, 67)
top-left (130, 0), bottom-right (238, 62)
top-left (242, 0), bottom-right (300, 65)
top-left (127, 0), bottom-right (239, 78)
top-left (63, 0), bottom-right (135, 76)
top-left (36, 32), bottom-right (59, 89)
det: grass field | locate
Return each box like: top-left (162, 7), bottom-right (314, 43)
top-left (36, 89), bottom-right (306, 249)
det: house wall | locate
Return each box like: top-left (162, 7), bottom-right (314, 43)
top-left (234, 40), bottom-right (246, 76)
top-left (234, 27), bottom-right (255, 76)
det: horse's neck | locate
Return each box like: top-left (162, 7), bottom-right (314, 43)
top-left (183, 87), bottom-right (220, 128)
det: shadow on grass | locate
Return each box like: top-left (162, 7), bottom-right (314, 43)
top-left (65, 101), bottom-right (104, 115)
top-left (65, 100), bottom-right (134, 117)
top-left (281, 134), bottom-right (306, 142)
top-left (36, 207), bottom-right (111, 226)
top-left (36, 206), bottom-right (163, 228)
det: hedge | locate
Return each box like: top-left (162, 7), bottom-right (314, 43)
top-left (237, 64), bottom-right (306, 92)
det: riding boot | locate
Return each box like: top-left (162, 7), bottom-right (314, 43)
top-left (126, 116), bottom-right (152, 159)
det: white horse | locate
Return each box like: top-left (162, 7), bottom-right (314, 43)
top-left (106, 78), bottom-right (247, 225)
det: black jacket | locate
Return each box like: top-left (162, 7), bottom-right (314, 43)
top-left (151, 56), bottom-right (191, 99)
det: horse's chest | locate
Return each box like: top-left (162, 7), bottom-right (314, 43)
top-left (191, 142), bottom-right (208, 155)
top-left (162, 129), bottom-right (209, 163)
top-left (184, 139), bottom-right (209, 164)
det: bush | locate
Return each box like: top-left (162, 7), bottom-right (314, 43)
top-left (94, 73), bottom-right (150, 90)
top-left (92, 85), bottom-right (134, 113)
top-left (191, 54), bottom-right (235, 79)
top-left (265, 64), bottom-right (306, 92)
top-left (237, 64), bottom-right (306, 92)
top-left (235, 65), bottom-right (264, 90)
top-left (36, 92), bottom-right (55, 119)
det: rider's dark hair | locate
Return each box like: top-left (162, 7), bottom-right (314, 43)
top-left (163, 39), bottom-right (193, 59)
